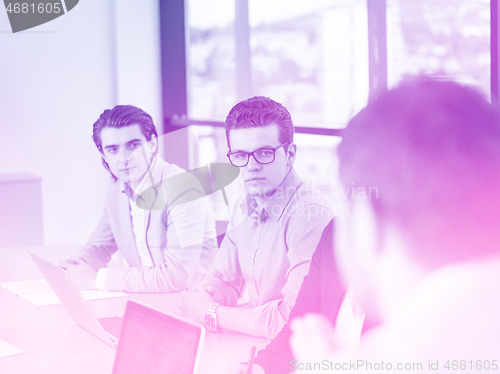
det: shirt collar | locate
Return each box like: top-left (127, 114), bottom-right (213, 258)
top-left (121, 156), bottom-right (162, 202)
top-left (240, 168), bottom-right (302, 222)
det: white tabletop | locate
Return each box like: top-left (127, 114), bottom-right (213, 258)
top-left (0, 245), bottom-right (268, 374)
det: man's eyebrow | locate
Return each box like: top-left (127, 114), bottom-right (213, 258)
top-left (231, 145), bottom-right (275, 153)
top-left (103, 138), bottom-right (143, 149)
top-left (125, 138), bottom-right (143, 145)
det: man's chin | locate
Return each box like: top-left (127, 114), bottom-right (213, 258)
top-left (245, 184), bottom-right (277, 198)
top-left (245, 186), bottom-right (264, 197)
top-left (116, 172), bottom-right (140, 185)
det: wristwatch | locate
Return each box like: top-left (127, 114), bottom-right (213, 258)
top-left (204, 303), bottom-right (220, 332)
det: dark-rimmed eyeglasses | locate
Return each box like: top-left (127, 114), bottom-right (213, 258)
top-left (227, 142), bottom-right (289, 167)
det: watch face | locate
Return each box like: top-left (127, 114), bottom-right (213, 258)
top-left (204, 314), bottom-right (216, 331)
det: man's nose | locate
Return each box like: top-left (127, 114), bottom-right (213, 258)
top-left (119, 149), bottom-right (132, 165)
top-left (245, 154), bottom-right (261, 171)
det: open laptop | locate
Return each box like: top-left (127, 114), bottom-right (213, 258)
top-left (29, 252), bottom-right (124, 348)
top-left (112, 300), bottom-right (205, 374)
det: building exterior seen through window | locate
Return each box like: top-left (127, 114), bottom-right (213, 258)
top-left (185, 0), bottom-right (491, 212)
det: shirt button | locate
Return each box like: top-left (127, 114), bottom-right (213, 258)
top-left (250, 253), bottom-right (255, 259)
top-left (256, 220), bottom-right (261, 225)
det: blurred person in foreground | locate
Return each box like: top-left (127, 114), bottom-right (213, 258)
top-left (177, 96), bottom-right (334, 339)
top-left (290, 77), bottom-right (500, 372)
top-left (60, 105), bottom-right (217, 292)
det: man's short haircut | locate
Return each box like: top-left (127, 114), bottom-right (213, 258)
top-left (92, 105), bottom-right (158, 178)
top-left (225, 96), bottom-right (294, 148)
top-left (338, 76), bottom-right (500, 268)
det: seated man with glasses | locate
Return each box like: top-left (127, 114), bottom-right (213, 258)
top-left (177, 96), bottom-right (334, 339)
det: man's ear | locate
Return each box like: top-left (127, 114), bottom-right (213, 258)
top-left (334, 197), bottom-right (382, 292)
top-left (336, 197), bottom-right (381, 268)
top-left (149, 134), bottom-right (158, 154)
top-left (334, 197), bottom-right (384, 324)
top-left (286, 143), bottom-right (297, 166)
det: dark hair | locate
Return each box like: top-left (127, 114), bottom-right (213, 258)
top-left (338, 76), bottom-right (500, 268)
top-left (92, 105), bottom-right (158, 178)
top-left (225, 96), bottom-right (294, 148)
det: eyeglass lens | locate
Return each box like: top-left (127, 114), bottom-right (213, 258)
top-left (230, 149), bottom-right (275, 166)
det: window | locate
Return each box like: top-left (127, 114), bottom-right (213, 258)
top-left (249, 0), bottom-right (368, 128)
top-left (387, 0), bottom-right (490, 98)
top-left (187, 0), bottom-right (236, 121)
top-left (187, 0), bottom-right (369, 129)
top-left (163, 0), bottom-right (495, 203)
top-left (185, 0), bottom-right (368, 201)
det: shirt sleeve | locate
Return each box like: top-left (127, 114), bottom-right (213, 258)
top-left (66, 207), bottom-right (118, 270)
top-left (251, 205), bottom-right (334, 339)
top-left (103, 193), bottom-right (217, 293)
top-left (195, 227), bottom-right (242, 307)
top-left (95, 268), bottom-right (108, 290)
top-left (254, 219), bottom-right (347, 373)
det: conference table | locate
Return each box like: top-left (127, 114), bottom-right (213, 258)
top-left (0, 245), bottom-right (269, 374)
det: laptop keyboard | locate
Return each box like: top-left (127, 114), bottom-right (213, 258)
top-left (99, 316), bottom-right (124, 339)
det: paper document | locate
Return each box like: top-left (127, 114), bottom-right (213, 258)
top-left (0, 339), bottom-right (24, 358)
top-left (0, 279), bottom-right (127, 307)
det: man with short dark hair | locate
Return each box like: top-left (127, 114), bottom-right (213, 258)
top-left (291, 77), bottom-right (500, 367)
top-left (177, 96), bottom-right (334, 339)
top-left (61, 105), bottom-right (217, 292)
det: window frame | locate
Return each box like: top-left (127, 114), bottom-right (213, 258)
top-left (159, 0), bottom-right (498, 140)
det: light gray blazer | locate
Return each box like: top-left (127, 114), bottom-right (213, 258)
top-left (72, 157), bottom-right (217, 292)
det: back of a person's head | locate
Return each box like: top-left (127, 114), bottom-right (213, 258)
top-left (338, 76), bottom-right (500, 268)
top-left (225, 96), bottom-right (294, 148)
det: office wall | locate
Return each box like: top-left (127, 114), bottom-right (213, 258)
top-left (0, 0), bottom-right (162, 246)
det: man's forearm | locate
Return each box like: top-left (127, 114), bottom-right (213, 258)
top-left (217, 306), bottom-right (263, 337)
top-left (71, 245), bottom-right (113, 270)
top-left (104, 264), bottom-right (191, 293)
top-left (196, 274), bottom-right (240, 306)
top-left (217, 305), bottom-right (262, 336)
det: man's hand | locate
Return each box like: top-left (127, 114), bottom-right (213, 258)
top-left (63, 262), bottom-right (98, 290)
top-left (58, 257), bottom-right (86, 270)
top-left (227, 363), bottom-right (265, 374)
top-left (195, 285), bottom-right (225, 305)
top-left (290, 313), bottom-right (339, 365)
top-left (176, 288), bottom-right (215, 324)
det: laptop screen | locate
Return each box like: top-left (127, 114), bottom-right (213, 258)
top-left (112, 301), bottom-right (204, 374)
